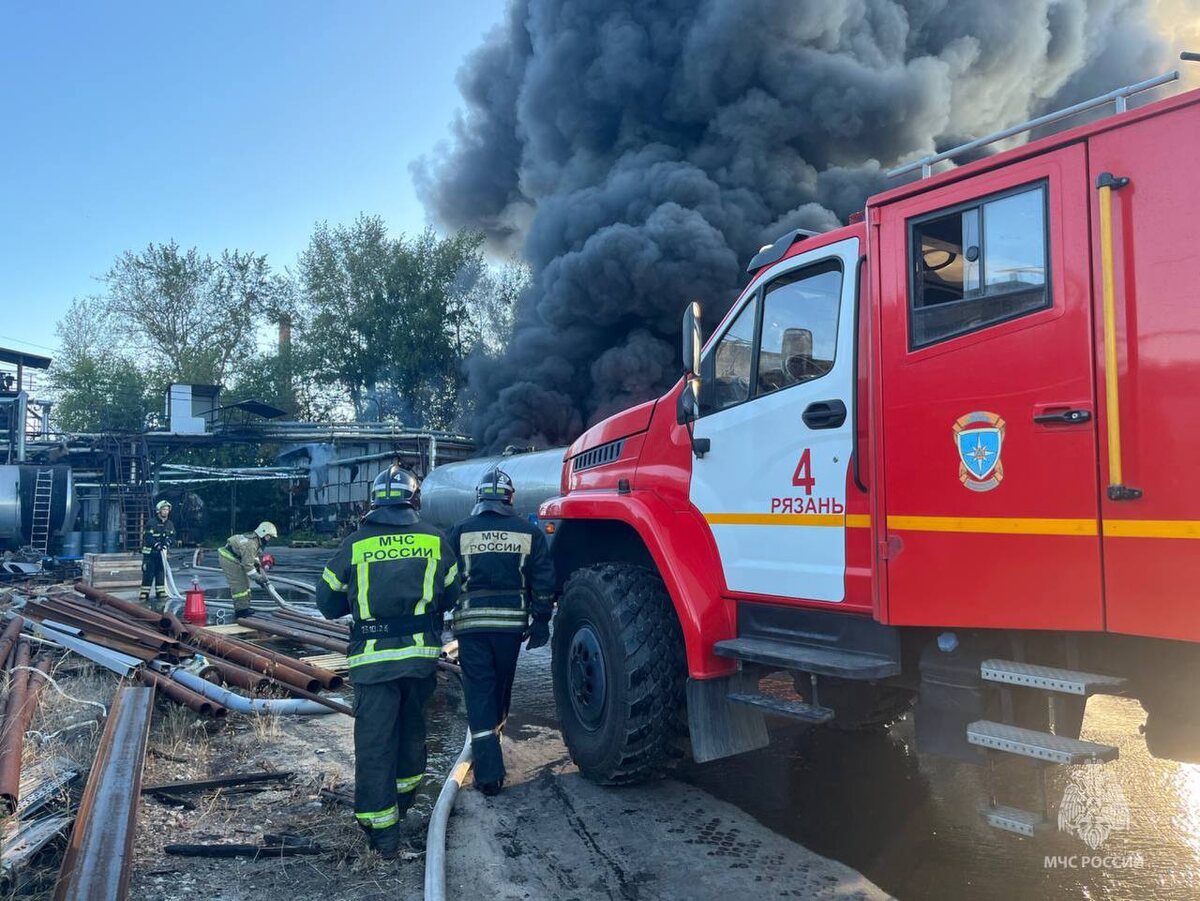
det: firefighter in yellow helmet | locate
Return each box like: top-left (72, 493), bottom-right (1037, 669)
top-left (218, 521), bottom-right (278, 618)
top-left (316, 466), bottom-right (459, 857)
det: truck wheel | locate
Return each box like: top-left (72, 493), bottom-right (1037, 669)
top-left (552, 563), bottom-right (686, 785)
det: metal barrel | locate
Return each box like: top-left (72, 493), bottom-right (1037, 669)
top-left (61, 532), bottom-right (82, 556)
top-left (419, 448), bottom-right (566, 531)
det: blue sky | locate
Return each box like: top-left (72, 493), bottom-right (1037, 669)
top-left (0, 1), bottom-right (505, 355)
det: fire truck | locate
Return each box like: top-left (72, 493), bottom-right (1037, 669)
top-left (510, 68), bottom-right (1200, 837)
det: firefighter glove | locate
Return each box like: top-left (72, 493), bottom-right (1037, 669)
top-left (525, 619), bottom-right (550, 651)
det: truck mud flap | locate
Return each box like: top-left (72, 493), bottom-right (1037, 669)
top-left (686, 672), bottom-right (769, 764)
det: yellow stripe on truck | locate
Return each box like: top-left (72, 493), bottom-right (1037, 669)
top-left (706, 512), bottom-right (1200, 539)
top-left (1103, 519), bottom-right (1200, 539)
top-left (886, 516), bottom-right (1097, 536)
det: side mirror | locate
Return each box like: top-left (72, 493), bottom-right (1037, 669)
top-left (681, 301), bottom-right (704, 418)
top-left (682, 301), bottom-right (703, 376)
top-left (676, 309), bottom-right (712, 457)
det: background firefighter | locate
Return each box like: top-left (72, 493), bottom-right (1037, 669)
top-left (218, 521), bottom-right (278, 617)
top-left (138, 499), bottom-right (176, 610)
top-left (447, 468), bottom-right (555, 796)
top-left (315, 466), bottom-right (459, 857)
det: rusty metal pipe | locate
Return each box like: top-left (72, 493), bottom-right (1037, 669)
top-left (0, 617), bottom-right (25, 671)
top-left (55, 685), bottom-right (154, 901)
top-left (0, 655), bottom-right (52, 813)
top-left (72, 583), bottom-right (172, 631)
top-left (181, 625), bottom-right (343, 690)
top-left (178, 636), bottom-right (321, 693)
top-left (138, 668), bottom-right (225, 718)
top-left (204, 658), bottom-right (269, 693)
top-left (272, 610), bottom-right (350, 636)
top-left (28, 600), bottom-right (178, 654)
top-left (238, 616), bottom-right (348, 653)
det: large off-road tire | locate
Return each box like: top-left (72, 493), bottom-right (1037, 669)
top-left (552, 563), bottom-right (686, 785)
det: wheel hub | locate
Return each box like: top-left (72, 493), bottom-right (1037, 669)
top-left (567, 624), bottom-right (607, 729)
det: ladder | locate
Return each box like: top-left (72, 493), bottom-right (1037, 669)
top-left (29, 468), bottom-right (53, 556)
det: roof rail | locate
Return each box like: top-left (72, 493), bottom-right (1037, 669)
top-left (889, 70), bottom-right (1180, 179)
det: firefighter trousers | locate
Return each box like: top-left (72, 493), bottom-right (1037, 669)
top-left (457, 632), bottom-right (522, 787)
top-left (351, 675), bottom-right (435, 850)
top-left (217, 552), bottom-right (253, 613)
top-left (139, 552), bottom-right (168, 608)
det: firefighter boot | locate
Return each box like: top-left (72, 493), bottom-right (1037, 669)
top-left (359, 822), bottom-right (401, 858)
top-left (476, 777), bottom-right (504, 797)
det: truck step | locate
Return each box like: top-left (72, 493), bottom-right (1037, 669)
top-left (967, 720), bottom-right (1118, 764)
top-left (981, 804), bottom-right (1047, 838)
top-left (727, 692), bottom-right (834, 724)
top-left (713, 638), bottom-right (900, 679)
top-left (981, 659), bottom-right (1127, 696)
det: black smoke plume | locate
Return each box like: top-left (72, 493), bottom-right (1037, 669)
top-left (418, 0), bottom-right (1168, 450)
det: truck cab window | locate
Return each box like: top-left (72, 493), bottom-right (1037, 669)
top-left (708, 294), bottom-right (758, 411)
top-left (910, 182), bottom-right (1049, 348)
top-left (756, 263), bottom-right (842, 396)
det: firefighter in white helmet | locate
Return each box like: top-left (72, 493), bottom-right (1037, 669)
top-left (218, 521), bottom-right (278, 618)
top-left (139, 499), bottom-right (176, 611)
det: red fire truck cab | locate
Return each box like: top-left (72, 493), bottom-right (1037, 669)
top-left (539, 71), bottom-right (1200, 834)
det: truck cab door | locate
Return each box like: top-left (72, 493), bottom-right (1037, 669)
top-left (689, 236), bottom-right (860, 604)
top-left (873, 144), bottom-right (1103, 630)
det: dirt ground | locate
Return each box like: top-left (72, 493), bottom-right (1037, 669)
top-left (9, 657), bottom-right (890, 901)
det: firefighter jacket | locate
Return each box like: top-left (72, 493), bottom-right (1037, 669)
top-left (141, 518), bottom-right (176, 555)
top-left (220, 532), bottom-right (263, 573)
top-left (316, 505), bottom-right (460, 683)
top-left (446, 507), bottom-right (555, 635)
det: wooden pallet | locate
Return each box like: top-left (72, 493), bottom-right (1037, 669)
top-left (300, 653), bottom-right (349, 675)
top-left (202, 623), bottom-right (258, 637)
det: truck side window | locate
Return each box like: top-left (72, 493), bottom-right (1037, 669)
top-left (909, 181), bottom-right (1049, 348)
top-left (709, 294), bottom-right (758, 411)
top-left (756, 262), bottom-right (842, 396)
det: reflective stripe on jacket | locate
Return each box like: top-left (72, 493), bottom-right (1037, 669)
top-left (315, 505), bottom-right (460, 683)
top-left (141, 519), bottom-right (176, 555)
top-left (446, 508), bottom-right (555, 635)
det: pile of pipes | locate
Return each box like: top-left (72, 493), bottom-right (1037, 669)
top-left (15, 583), bottom-right (350, 718)
top-left (237, 611), bottom-right (349, 656)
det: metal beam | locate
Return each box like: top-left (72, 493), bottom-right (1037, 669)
top-left (54, 685), bottom-right (155, 901)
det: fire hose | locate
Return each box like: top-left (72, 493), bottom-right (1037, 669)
top-left (167, 668), bottom-right (337, 716)
top-left (424, 644), bottom-right (473, 901)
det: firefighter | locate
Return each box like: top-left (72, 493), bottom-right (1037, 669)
top-left (218, 521), bottom-right (278, 618)
top-left (447, 468), bottom-right (555, 796)
top-left (315, 466), bottom-right (459, 856)
top-left (138, 500), bottom-right (176, 610)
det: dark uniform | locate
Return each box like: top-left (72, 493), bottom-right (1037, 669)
top-left (447, 470), bottom-right (554, 793)
top-left (316, 467), bottom-right (459, 854)
top-left (139, 509), bottom-right (176, 609)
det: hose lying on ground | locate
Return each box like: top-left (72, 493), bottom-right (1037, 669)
top-left (425, 655), bottom-right (474, 901)
top-left (170, 668), bottom-right (336, 716)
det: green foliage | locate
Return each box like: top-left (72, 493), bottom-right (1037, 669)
top-left (51, 298), bottom-right (154, 431)
top-left (297, 216), bottom-right (517, 429)
top-left (103, 240), bottom-right (294, 386)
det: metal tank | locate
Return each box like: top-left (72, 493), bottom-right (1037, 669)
top-left (0, 465), bottom-right (76, 551)
top-left (419, 448), bottom-right (567, 530)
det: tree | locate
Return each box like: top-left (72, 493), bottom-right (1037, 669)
top-left (297, 217), bottom-right (511, 429)
top-left (51, 298), bottom-right (153, 432)
top-left (103, 241), bottom-right (294, 386)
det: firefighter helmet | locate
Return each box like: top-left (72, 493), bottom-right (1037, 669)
top-left (155, 500), bottom-right (172, 512)
top-left (473, 468), bottom-right (515, 515)
top-left (372, 466), bottom-right (420, 507)
top-left (254, 521), bottom-right (278, 541)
